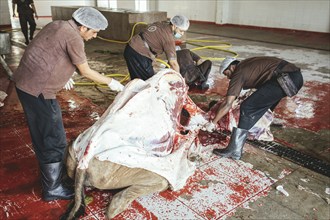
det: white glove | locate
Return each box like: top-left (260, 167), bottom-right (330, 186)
top-left (232, 98), bottom-right (240, 109)
top-left (185, 114), bottom-right (209, 130)
top-left (201, 122), bottom-right (217, 132)
top-left (63, 78), bottom-right (75, 90)
top-left (108, 79), bottom-right (124, 92)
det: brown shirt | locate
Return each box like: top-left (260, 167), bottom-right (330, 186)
top-left (129, 22), bottom-right (177, 61)
top-left (13, 20), bottom-right (87, 99)
top-left (227, 57), bottom-right (300, 97)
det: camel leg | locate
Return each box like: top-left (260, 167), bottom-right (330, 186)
top-left (86, 159), bottom-right (168, 219)
top-left (106, 169), bottom-right (168, 219)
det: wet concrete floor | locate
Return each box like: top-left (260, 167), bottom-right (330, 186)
top-left (0, 18), bottom-right (329, 219)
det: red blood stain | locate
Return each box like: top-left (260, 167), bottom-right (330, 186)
top-left (204, 167), bottom-right (217, 176)
top-left (275, 81), bottom-right (330, 132)
top-left (115, 200), bottom-right (157, 220)
top-left (204, 208), bottom-right (217, 219)
top-left (229, 193), bottom-right (244, 204)
top-left (198, 130), bottom-right (227, 146)
top-left (167, 170), bottom-right (208, 198)
top-left (159, 190), bottom-right (176, 201)
top-left (228, 182), bottom-right (252, 198)
top-left (83, 142), bottom-right (91, 156)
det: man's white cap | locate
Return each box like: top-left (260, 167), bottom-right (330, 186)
top-left (219, 56), bottom-right (238, 74)
top-left (72, 7), bottom-right (108, 30)
top-left (170, 15), bottom-right (190, 31)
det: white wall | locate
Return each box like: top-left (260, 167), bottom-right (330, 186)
top-left (159, 0), bottom-right (329, 33)
top-left (116, 0), bottom-right (135, 10)
top-left (157, 0), bottom-right (216, 22)
top-left (216, 0), bottom-right (330, 33)
top-left (98, 0), bottom-right (136, 11)
top-left (33, 0), bottom-right (95, 16)
top-left (1, 0), bottom-right (11, 26)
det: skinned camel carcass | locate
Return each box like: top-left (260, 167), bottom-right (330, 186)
top-left (62, 69), bottom-right (208, 219)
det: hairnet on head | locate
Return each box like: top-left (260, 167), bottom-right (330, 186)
top-left (170, 15), bottom-right (190, 31)
top-left (219, 56), bottom-right (238, 74)
top-left (72, 7), bottom-right (108, 30)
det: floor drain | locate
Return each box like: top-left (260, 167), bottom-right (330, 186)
top-left (247, 139), bottom-right (330, 177)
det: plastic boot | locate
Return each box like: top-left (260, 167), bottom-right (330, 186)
top-left (213, 127), bottom-right (248, 160)
top-left (40, 162), bottom-right (74, 201)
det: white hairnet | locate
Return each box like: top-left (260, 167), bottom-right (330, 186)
top-left (72, 7), bottom-right (108, 30)
top-left (170, 15), bottom-right (190, 31)
top-left (219, 56), bottom-right (238, 74)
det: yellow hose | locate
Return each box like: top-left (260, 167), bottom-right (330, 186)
top-left (0, 27), bottom-right (42, 33)
top-left (96, 22), bottom-right (147, 44)
top-left (155, 58), bottom-right (171, 68)
top-left (186, 40), bottom-right (238, 60)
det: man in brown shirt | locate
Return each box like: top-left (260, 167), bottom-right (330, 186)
top-left (176, 48), bottom-right (212, 90)
top-left (12, 0), bottom-right (38, 45)
top-left (203, 56), bottom-right (303, 160)
top-left (124, 15), bottom-right (190, 80)
top-left (13, 7), bottom-right (124, 202)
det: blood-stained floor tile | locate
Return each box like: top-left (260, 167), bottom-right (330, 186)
top-left (76, 187), bottom-right (115, 218)
top-left (0, 192), bottom-right (69, 219)
top-left (0, 143), bottom-right (35, 166)
top-left (136, 193), bottom-right (203, 219)
top-left (158, 158), bottom-right (274, 220)
top-left (0, 126), bottom-right (29, 150)
top-left (0, 156), bottom-right (38, 192)
top-left (98, 200), bottom-right (160, 220)
top-left (209, 154), bottom-right (283, 184)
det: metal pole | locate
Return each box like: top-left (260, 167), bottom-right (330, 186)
top-left (0, 55), bottom-right (13, 79)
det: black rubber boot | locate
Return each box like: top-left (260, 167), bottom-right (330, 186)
top-left (40, 162), bottom-right (74, 201)
top-left (213, 127), bottom-right (248, 160)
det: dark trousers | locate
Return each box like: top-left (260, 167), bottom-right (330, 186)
top-left (16, 88), bottom-right (67, 164)
top-left (238, 71), bottom-right (303, 130)
top-left (184, 60), bottom-right (212, 85)
top-left (124, 44), bottom-right (154, 80)
top-left (196, 60), bottom-right (212, 83)
top-left (18, 13), bottom-right (36, 41)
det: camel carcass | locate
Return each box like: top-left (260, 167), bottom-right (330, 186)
top-left (63, 69), bottom-right (208, 219)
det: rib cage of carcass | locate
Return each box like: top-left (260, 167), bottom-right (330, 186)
top-left (72, 69), bottom-right (208, 190)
